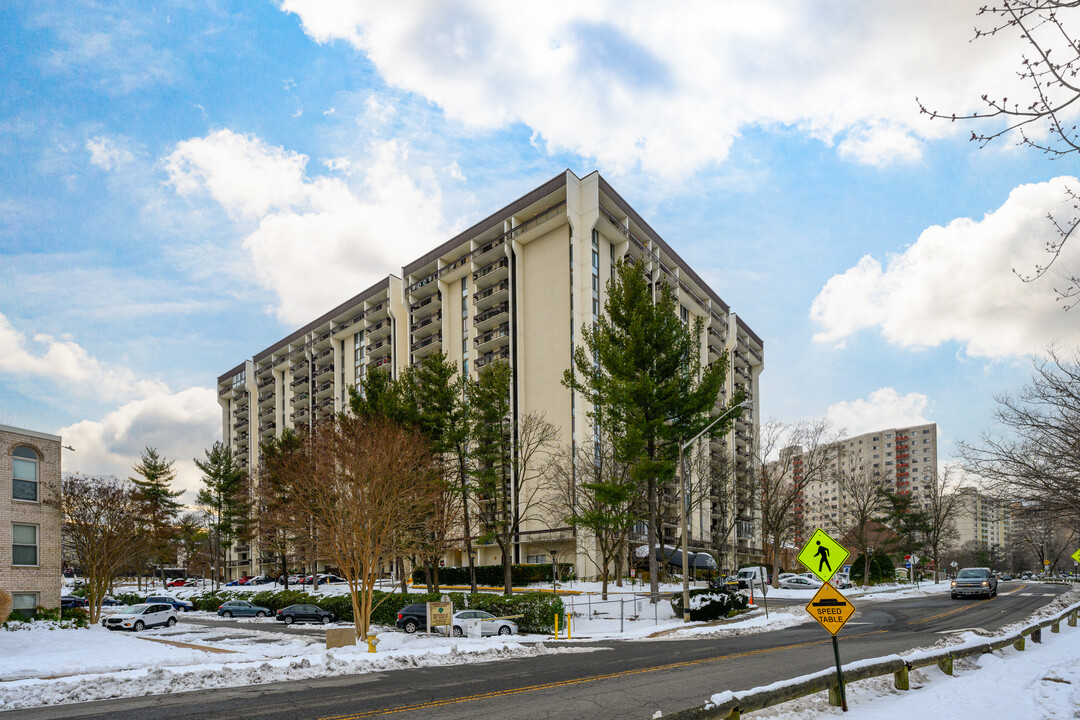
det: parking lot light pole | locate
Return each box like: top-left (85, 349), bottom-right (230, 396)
top-left (680, 400), bottom-right (751, 622)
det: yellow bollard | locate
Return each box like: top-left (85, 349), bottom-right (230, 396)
top-left (366, 634), bottom-right (379, 653)
top-left (554, 613), bottom-right (559, 639)
top-left (568, 613), bottom-right (572, 640)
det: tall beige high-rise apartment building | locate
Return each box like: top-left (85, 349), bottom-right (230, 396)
top-left (793, 423), bottom-right (939, 545)
top-left (218, 170), bottom-right (764, 580)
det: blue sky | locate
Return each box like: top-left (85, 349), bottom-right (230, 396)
top-left (2, 1), bottom-right (1077, 497)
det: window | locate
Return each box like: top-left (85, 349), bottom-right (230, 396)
top-left (11, 593), bottom-right (36, 619)
top-left (12, 446), bottom-right (39, 502)
top-left (12, 524), bottom-right (38, 566)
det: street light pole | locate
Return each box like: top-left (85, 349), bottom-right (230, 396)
top-left (680, 400), bottom-right (751, 622)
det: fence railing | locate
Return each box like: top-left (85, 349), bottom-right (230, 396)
top-left (665, 601), bottom-right (1080, 719)
top-left (564, 592), bottom-right (670, 633)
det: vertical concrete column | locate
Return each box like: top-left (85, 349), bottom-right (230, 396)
top-left (893, 664), bottom-right (910, 690)
top-left (938, 655), bottom-right (954, 675)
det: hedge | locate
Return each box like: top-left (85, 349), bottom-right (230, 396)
top-left (669, 588), bottom-right (748, 621)
top-left (187, 588), bottom-right (564, 633)
top-left (849, 553), bottom-right (895, 583)
top-left (411, 563), bottom-right (576, 587)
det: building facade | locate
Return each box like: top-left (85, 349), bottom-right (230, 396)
top-left (1, 424), bottom-right (62, 615)
top-left (793, 423), bottom-right (939, 545)
top-left (953, 487), bottom-right (1011, 553)
top-left (218, 170), bottom-right (764, 580)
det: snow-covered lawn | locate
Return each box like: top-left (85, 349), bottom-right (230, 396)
top-left (0, 621), bottom-right (596, 711)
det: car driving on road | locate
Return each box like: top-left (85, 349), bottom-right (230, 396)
top-left (951, 567), bottom-right (998, 599)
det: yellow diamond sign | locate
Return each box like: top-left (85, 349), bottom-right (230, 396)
top-left (805, 582), bottom-right (855, 636)
top-left (1071, 547), bottom-right (1080, 564)
top-left (797, 528), bottom-right (850, 583)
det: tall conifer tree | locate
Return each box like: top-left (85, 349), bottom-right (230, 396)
top-left (130, 447), bottom-right (183, 585)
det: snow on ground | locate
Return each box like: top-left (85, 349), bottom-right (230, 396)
top-left (698, 590), bottom-right (1080, 720)
top-left (0, 620), bottom-right (599, 711)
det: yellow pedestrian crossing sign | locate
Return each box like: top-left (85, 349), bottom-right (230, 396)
top-left (1071, 547), bottom-right (1080, 564)
top-left (797, 528), bottom-right (849, 583)
top-left (805, 582), bottom-right (856, 636)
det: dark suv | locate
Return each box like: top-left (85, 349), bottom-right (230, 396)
top-left (395, 603), bottom-right (428, 633)
top-left (951, 567), bottom-right (998, 599)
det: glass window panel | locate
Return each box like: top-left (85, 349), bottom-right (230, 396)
top-left (13, 479), bottom-right (37, 501)
top-left (12, 446), bottom-right (38, 460)
top-left (12, 458), bottom-right (36, 481)
top-left (13, 544), bottom-right (37, 566)
top-left (13, 524), bottom-right (36, 545)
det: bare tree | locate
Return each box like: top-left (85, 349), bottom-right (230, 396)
top-left (756, 418), bottom-right (844, 586)
top-left (280, 417), bottom-right (440, 641)
top-left (830, 458), bottom-right (889, 587)
top-left (919, 1), bottom-right (1080, 306)
top-left (960, 348), bottom-right (1080, 525)
top-left (921, 466), bottom-right (964, 582)
top-left (1012, 508), bottom-right (1078, 572)
top-left (546, 428), bottom-right (643, 600)
top-left (55, 476), bottom-right (145, 623)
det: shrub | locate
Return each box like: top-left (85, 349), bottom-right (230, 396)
top-left (411, 564), bottom-right (575, 588)
top-left (670, 588), bottom-right (748, 622)
top-left (0, 590), bottom-right (11, 624)
top-left (61, 607), bottom-right (89, 628)
top-left (849, 554), bottom-right (895, 583)
top-left (113, 592), bottom-right (145, 606)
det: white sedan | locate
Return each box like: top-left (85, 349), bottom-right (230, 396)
top-left (779, 576), bottom-right (823, 590)
top-left (451, 610), bottom-right (517, 637)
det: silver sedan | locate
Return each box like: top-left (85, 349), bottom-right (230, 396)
top-left (779, 576), bottom-right (823, 590)
top-left (451, 610), bottom-right (517, 636)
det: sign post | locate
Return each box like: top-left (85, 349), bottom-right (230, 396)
top-left (427, 600), bottom-right (453, 636)
top-left (798, 528), bottom-right (853, 712)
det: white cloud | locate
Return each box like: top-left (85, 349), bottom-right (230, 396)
top-left (827, 388), bottom-right (931, 438)
top-left (59, 387), bottom-right (220, 502)
top-left (0, 311), bottom-right (167, 401)
top-left (86, 136), bottom-right (134, 171)
top-left (810, 176), bottom-right (1080, 358)
top-left (164, 129), bottom-right (445, 325)
top-left (279, 0), bottom-right (1020, 176)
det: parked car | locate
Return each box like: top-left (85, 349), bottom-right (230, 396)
top-left (1000, 574), bottom-right (1013, 582)
top-left (779, 576), bottom-right (822, 590)
top-left (166, 579), bottom-right (187, 587)
top-left (777, 573), bottom-right (799, 582)
top-left (60, 595), bottom-right (88, 609)
top-left (319, 574), bottom-right (346, 584)
top-left (102, 603), bottom-right (177, 631)
top-left (451, 610), bottom-right (517, 637)
top-left (275, 604), bottom-right (336, 625)
top-left (735, 566), bottom-right (770, 589)
top-left (218, 600), bottom-right (271, 618)
top-left (395, 603), bottom-right (428, 633)
top-left (951, 567), bottom-right (998, 599)
top-left (225, 576), bottom-right (253, 587)
top-left (246, 575), bottom-right (275, 585)
top-left (101, 596), bottom-right (126, 606)
top-left (709, 576), bottom-right (739, 593)
top-left (145, 594), bottom-right (195, 612)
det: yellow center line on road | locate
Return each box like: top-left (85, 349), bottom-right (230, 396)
top-left (910, 583), bottom-right (1028, 626)
top-left (317, 630), bottom-right (888, 720)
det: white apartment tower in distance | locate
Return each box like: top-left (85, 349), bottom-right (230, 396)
top-left (794, 423), bottom-right (939, 545)
top-left (218, 170), bottom-right (764, 580)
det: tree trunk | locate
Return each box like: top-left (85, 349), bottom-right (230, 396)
top-left (863, 548), bottom-right (871, 587)
top-left (424, 564), bottom-right (433, 593)
top-left (648, 476), bottom-right (658, 602)
top-left (397, 557), bottom-right (407, 594)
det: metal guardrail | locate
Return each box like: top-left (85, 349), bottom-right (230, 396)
top-left (665, 601), bottom-right (1080, 719)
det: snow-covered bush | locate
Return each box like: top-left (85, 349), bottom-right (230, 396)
top-left (669, 588), bottom-right (748, 621)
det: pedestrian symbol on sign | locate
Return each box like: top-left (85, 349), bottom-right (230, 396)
top-left (815, 541), bottom-right (832, 573)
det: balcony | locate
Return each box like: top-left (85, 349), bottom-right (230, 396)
top-left (365, 300), bottom-right (389, 322)
top-left (259, 420), bottom-right (276, 434)
top-left (371, 356), bottom-right (391, 369)
top-left (314, 381), bottom-right (334, 399)
top-left (257, 376), bottom-right (274, 389)
top-left (367, 337), bottom-right (392, 360)
top-left (473, 257), bottom-right (509, 284)
top-left (411, 332), bottom-right (442, 355)
top-left (232, 419), bottom-right (247, 430)
top-left (411, 311), bottom-right (442, 334)
top-left (290, 392), bottom-right (309, 405)
top-left (473, 235), bottom-right (506, 264)
top-left (314, 362), bottom-right (334, 379)
top-left (474, 302), bottom-right (509, 331)
top-left (259, 390), bottom-right (274, 407)
top-left (367, 318), bottom-right (392, 340)
top-left (289, 375), bottom-right (309, 388)
top-left (313, 347), bottom-right (332, 362)
top-left (474, 323), bottom-right (510, 351)
top-left (409, 292), bottom-right (440, 316)
top-left (474, 279), bottom-right (509, 309)
top-left (475, 346), bottom-right (510, 369)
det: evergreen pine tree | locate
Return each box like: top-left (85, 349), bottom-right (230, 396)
top-left (130, 447), bottom-right (183, 585)
top-left (563, 259), bottom-right (739, 600)
top-left (195, 442), bottom-right (249, 590)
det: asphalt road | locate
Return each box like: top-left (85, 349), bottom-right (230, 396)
top-left (7, 582), bottom-right (1073, 720)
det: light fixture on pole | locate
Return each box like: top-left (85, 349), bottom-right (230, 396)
top-left (679, 399), bottom-right (751, 622)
